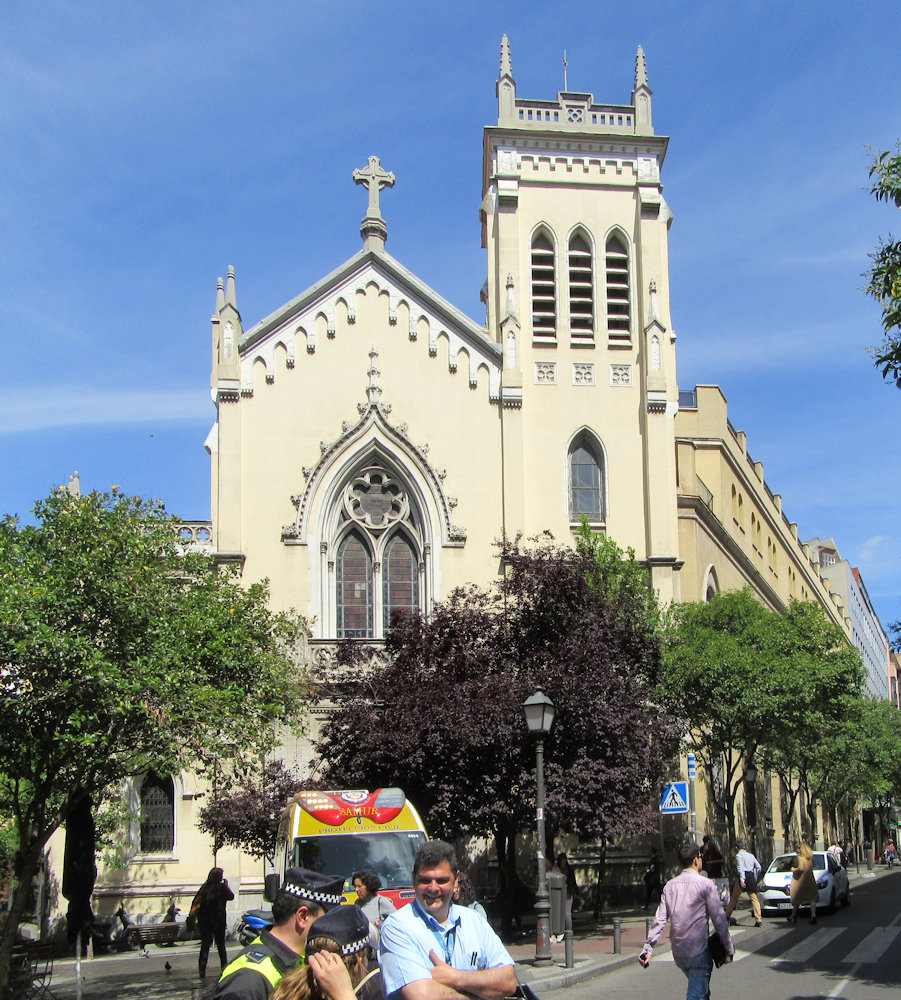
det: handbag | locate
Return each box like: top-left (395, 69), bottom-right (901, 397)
top-left (513, 981), bottom-right (541, 1000)
top-left (708, 931), bottom-right (728, 968)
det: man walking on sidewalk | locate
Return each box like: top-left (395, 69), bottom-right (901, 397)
top-left (725, 840), bottom-right (763, 927)
top-left (639, 842), bottom-right (733, 1000)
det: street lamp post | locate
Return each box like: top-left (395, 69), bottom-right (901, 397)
top-left (523, 687), bottom-right (556, 967)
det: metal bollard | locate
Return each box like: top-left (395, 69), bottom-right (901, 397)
top-left (563, 927), bottom-right (574, 968)
top-left (613, 917), bottom-right (622, 953)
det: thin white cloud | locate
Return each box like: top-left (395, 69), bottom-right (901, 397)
top-left (0, 388), bottom-right (210, 435)
top-left (856, 535), bottom-right (893, 565)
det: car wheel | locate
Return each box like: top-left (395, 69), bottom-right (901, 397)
top-left (841, 886), bottom-right (851, 907)
top-left (825, 888), bottom-right (836, 915)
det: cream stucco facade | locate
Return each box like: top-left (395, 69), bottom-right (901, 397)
top-left (44, 38), bottom-right (867, 934)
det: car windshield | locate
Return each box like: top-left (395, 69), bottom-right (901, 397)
top-left (292, 831), bottom-right (427, 890)
top-left (768, 853), bottom-right (826, 873)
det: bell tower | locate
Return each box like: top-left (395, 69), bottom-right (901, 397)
top-left (481, 37), bottom-right (682, 603)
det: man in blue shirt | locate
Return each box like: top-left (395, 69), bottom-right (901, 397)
top-left (379, 840), bottom-right (516, 1000)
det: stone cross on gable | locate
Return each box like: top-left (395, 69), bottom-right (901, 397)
top-left (353, 156), bottom-right (395, 250)
top-left (353, 156), bottom-right (395, 220)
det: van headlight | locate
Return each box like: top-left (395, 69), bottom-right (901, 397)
top-left (816, 876), bottom-right (829, 889)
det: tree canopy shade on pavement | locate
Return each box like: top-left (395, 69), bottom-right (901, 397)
top-left (867, 143), bottom-right (901, 388)
top-left (314, 525), bottom-right (679, 930)
top-left (0, 488), bottom-right (311, 994)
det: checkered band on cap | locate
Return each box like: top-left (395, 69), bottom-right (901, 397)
top-left (281, 867), bottom-right (346, 908)
top-left (282, 882), bottom-right (345, 906)
top-left (335, 932), bottom-right (370, 957)
top-left (306, 904), bottom-right (371, 957)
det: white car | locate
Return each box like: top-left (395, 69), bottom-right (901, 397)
top-left (759, 851), bottom-right (851, 916)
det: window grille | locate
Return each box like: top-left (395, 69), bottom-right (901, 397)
top-left (140, 773), bottom-right (174, 853)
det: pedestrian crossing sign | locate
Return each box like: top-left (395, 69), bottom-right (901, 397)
top-left (660, 781), bottom-right (689, 814)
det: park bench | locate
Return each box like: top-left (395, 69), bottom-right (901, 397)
top-left (126, 921), bottom-right (182, 950)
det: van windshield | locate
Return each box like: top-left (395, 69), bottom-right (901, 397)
top-left (292, 831), bottom-right (427, 889)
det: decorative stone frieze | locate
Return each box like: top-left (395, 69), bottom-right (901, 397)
top-left (283, 352), bottom-right (467, 547)
top-left (572, 362), bottom-right (595, 386)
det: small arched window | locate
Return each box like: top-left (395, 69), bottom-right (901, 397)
top-left (569, 437), bottom-right (605, 521)
top-left (140, 772), bottom-right (174, 853)
top-left (531, 231), bottom-right (556, 338)
top-left (337, 531), bottom-right (373, 638)
top-left (568, 231), bottom-right (594, 339)
top-left (605, 233), bottom-right (631, 344)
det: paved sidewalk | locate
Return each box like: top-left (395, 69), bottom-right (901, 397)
top-left (42, 864), bottom-right (883, 999)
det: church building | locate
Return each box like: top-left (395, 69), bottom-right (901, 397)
top-left (70, 37), bottom-right (855, 929)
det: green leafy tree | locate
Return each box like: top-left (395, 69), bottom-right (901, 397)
top-left (661, 592), bottom-right (864, 857)
top-left (809, 698), bottom-right (901, 848)
top-left (0, 487), bottom-right (311, 992)
top-left (866, 144), bottom-right (901, 386)
top-left (314, 528), bottom-right (677, 933)
top-left (659, 589), bottom-right (776, 856)
top-left (756, 600), bottom-right (864, 848)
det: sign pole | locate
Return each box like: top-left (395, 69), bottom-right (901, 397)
top-left (687, 752), bottom-right (697, 842)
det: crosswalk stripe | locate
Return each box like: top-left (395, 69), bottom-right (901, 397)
top-left (770, 927), bottom-right (844, 965)
top-left (655, 948), bottom-right (752, 964)
top-left (841, 927), bottom-right (901, 964)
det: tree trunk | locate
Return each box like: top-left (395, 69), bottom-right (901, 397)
top-left (592, 838), bottom-right (607, 919)
top-left (493, 824), bottom-right (519, 940)
top-left (0, 848), bottom-right (42, 998)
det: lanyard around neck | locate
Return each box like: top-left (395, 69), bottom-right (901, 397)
top-left (416, 902), bottom-right (458, 964)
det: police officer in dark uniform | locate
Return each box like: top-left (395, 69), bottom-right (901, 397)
top-left (214, 867), bottom-right (345, 1000)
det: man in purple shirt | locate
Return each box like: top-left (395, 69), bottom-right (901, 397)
top-left (639, 842), bottom-right (734, 1000)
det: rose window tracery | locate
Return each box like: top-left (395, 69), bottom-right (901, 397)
top-left (343, 468), bottom-right (409, 531)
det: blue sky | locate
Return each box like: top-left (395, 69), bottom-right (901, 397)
top-left (2, 1), bottom-right (899, 629)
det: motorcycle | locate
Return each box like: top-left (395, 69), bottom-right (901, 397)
top-left (90, 904), bottom-right (138, 953)
top-left (237, 907), bottom-right (273, 946)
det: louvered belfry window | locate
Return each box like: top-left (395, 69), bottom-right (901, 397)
top-left (568, 232), bottom-right (594, 339)
top-left (531, 232), bottom-right (556, 337)
top-left (605, 233), bottom-right (631, 343)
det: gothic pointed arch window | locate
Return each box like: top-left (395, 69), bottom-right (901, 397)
top-left (332, 464), bottom-right (424, 638)
top-left (568, 433), bottom-right (605, 522)
top-left (337, 530), bottom-right (373, 638)
top-left (383, 532), bottom-right (420, 633)
top-left (530, 229), bottom-right (557, 339)
top-left (605, 232), bottom-right (631, 345)
top-left (568, 230), bottom-right (594, 341)
top-left (139, 772), bottom-right (175, 854)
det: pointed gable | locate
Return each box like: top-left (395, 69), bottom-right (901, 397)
top-left (237, 248), bottom-right (503, 401)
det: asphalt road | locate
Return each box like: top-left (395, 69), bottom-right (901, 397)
top-left (556, 869), bottom-right (901, 1000)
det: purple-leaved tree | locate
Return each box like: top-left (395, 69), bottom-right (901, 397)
top-left (313, 524), bottom-right (679, 932)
